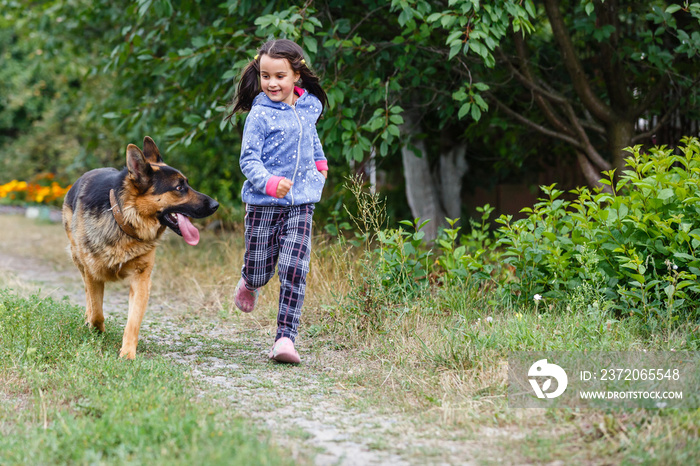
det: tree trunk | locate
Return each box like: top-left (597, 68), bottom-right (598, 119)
top-left (401, 138), bottom-right (446, 242)
top-left (400, 113), bottom-right (468, 241)
top-left (439, 143), bottom-right (468, 220)
top-left (608, 119), bottom-right (636, 174)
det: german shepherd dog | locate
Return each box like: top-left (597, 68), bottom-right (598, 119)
top-left (62, 136), bottom-right (218, 359)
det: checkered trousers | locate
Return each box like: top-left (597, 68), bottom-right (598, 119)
top-left (241, 203), bottom-right (315, 342)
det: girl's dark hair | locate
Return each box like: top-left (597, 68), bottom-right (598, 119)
top-left (227, 39), bottom-right (328, 117)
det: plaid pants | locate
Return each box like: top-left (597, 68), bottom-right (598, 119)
top-left (241, 203), bottom-right (315, 342)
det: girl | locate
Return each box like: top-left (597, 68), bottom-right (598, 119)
top-left (229, 39), bottom-right (328, 364)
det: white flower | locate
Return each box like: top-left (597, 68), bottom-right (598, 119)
top-left (533, 294), bottom-right (542, 302)
top-left (673, 264), bottom-right (678, 270)
top-left (486, 316), bottom-right (493, 323)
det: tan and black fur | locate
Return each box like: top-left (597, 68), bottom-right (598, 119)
top-left (62, 136), bottom-right (218, 359)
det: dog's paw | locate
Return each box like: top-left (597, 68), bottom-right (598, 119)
top-left (84, 321), bottom-right (106, 333)
top-left (118, 347), bottom-right (136, 360)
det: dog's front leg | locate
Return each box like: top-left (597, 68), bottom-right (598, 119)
top-left (119, 251), bottom-right (155, 359)
top-left (83, 273), bottom-right (106, 333)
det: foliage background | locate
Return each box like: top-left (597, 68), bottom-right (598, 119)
top-left (0, 0), bottom-right (699, 224)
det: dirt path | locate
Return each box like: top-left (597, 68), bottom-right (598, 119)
top-left (0, 212), bottom-right (485, 465)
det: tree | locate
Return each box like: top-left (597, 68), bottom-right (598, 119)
top-left (4, 0), bottom-right (530, 238)
top-left (486, 0), bottom-right (700, 187)
top-left (3, 0), bottom-right (699, 236)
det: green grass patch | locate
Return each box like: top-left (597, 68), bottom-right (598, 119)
top-left (0, 289), bottom-right (293, 465)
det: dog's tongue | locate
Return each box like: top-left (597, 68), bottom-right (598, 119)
top-left (176, 213), bottom-right (200, 246)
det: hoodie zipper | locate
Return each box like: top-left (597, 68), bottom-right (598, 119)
top-left (289, 102), bottom-right (303, 205)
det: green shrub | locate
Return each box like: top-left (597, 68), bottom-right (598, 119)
top-left (376, 218), bottom-right (432, 295)
top-left (436, 207), bottom-right (503, 286)
top-left (496, 137), bottom-right (700, 326)
top-left (339, 138), bottom-right (700, 337)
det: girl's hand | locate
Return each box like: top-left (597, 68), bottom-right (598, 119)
top-left (320, 170), bottom-right (327, 179)
top-left (277, 178), bottom-right (293, 198)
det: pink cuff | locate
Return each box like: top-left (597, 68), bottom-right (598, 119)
top-left (315, 160), bottom-right (328, 172)
top-left (266, 176), bottom-right (284, 197)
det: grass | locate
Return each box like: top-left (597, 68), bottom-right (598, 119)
top-left (320, 269), bottom-right (700, 464)
top-left (0, 212), bottom-right (698, 464)
top-left (306, 191), bottom-right (700, 465)
top-left (0, 290), bottom-right (293, 465)
top-left (156, 217), bottom-right (699, 464)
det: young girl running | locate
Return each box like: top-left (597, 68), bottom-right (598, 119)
top-left (229, 39), bottom-right (328, 364)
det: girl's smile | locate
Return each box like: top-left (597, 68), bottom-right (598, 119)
top-left (259, 55), bottom-right (300, 106)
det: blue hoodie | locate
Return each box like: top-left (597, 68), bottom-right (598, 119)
top-left (239, 89), bottom-right (328, 206)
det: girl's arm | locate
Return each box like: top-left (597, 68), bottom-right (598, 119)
top-left (312, 130), bottom-right (328, 175)
top-left (239, 109), bottom-right (285, 196)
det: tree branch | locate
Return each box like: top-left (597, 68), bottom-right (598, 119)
top-left (561, 101), bottom-right (612, 171)
top-left (487, 93), bottom-right (585, 149)
top-left (576, 150), bottom-right (611, 192)
top-left (499, 35), bottom-right (611, 171)
top-left (543, 0), bottom-right (616, 123)
top-left (504, 35), bottom-right (575, 137)
top-left (580, 118), bottom-right (607, 136)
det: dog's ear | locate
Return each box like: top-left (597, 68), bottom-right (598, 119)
top-left (142, 136), bottom-right (163, 164)
top-left (126, 144), bottom-right (154, 193)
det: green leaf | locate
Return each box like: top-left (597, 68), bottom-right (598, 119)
top-left (448, 44), bottom-right (463, 61)
top-left (458, 102), bottom-right (471, 119)
top-left (389, 114), bottom-right (404, 125)
top-left (470, 104), bottom-right (482, 121)
top-left (303, 36), bottom-right (318, 54)
top-left (473, 94), bottom-right (488, 110)
top-left (165, 127), bottom-right (185, 137)
top-left (352, 144), bottom-right (364, 162)
top-left (452, 90), bottom-right (468, 101)
top-left (673, 252), bottom-right (695, 261)
top-left (183, 114), bottom-right (202, 125)
top-left (657, 188), bottom-right (674, 200)
top-left (426, 12), bottom-right (442, 23)
top-left (221, 69), bottom-right (237, 80)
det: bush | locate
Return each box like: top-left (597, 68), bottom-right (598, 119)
top-left (496, 137), bottom-right (700, 327)
top-left (338, 137), bottom-right (700, 338)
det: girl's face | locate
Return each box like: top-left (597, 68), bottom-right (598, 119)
top-left (259, 55), bottom-right (300, 106)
